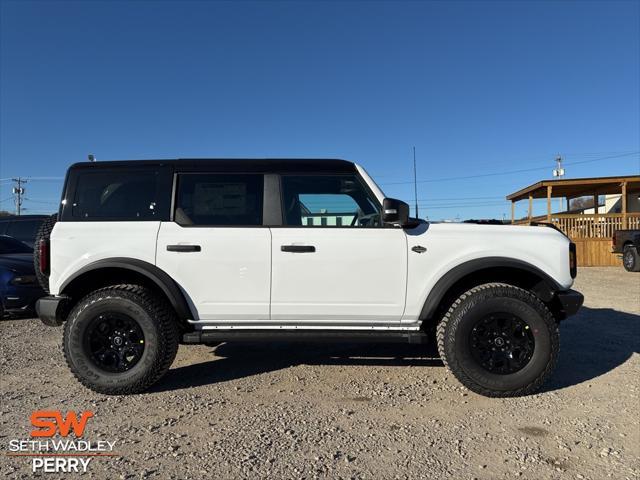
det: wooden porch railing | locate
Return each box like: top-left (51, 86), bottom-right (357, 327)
top-left (513, 213), bottom-right (640, 239)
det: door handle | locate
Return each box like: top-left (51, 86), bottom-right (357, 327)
top-left (167, 245), bottom-right (201, 252)
top-left (281, 245), bottom-right (316, 253)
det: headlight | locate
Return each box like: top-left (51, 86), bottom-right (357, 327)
top-left (10, 275), bottom-right (37, 285)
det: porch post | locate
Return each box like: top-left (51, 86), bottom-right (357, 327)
top-left (547, 185), bottom-right (552, 221)
top-left (622, 181), bottom-right (628, 229)
top-left (511, 201), bottom-right (515, 224)
top-left (528, 194), bottom-right (533, 224)
top-left (593, 193), bottom-right (598, 215)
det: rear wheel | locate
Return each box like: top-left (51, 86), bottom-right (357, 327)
top-left (437, 283), bottom-right (559, 397)
top-left (63, 284), bottom-right (179, 394)
top-left (622, 245), bottom-right (640, 272)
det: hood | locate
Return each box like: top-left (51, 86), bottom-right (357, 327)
top-left (0, 253), bottom-right (35, 274)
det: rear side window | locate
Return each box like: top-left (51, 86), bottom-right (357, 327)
top-left (71, 170), bottom-right (167, 220)
top-left (175, 174), bottom-right (263, 226)
top-left (6, 219), bottom-right (43, 242)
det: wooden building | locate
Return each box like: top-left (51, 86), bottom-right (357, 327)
top-left (507, 175), bottom-right (640, 266)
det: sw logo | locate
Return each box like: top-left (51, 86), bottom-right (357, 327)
top-left (27, 411), bottom-right (97, 473)
top-left (30, 410), bottom-right (94, 438)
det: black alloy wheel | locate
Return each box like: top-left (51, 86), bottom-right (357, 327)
top-left (469, 314), bottom-right (535, 374)
top-left (64, 284), bottom-right (179, 394)
top-left (437, 283), bottom-right (559, 397)
top-left (86, 313), bottom-right (145, 372)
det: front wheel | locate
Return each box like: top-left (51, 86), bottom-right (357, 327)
top-left (437, 283), bottom-right (559, 397)
top-left (63, 285), bottom-right (179, 394)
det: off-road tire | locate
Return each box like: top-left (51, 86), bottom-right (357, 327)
top-left (437, 283), bottom-right (559, 397)
top-left (63, 284), bottom-right (179, 395)
top-left (622, 245), bottom-right (640, 272)
top-left (33, 214), bottom-right (57, 293)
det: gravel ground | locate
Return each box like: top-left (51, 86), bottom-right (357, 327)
top-left (1, 267), bottom-right (639, 479)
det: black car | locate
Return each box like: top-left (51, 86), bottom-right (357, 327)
top-left (0, 215), bottom-right (48, 248)
top-left (0, 235), bottom-right (46, 318)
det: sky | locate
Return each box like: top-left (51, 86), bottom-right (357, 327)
top-left (1, 0), bottom-right (639, 221)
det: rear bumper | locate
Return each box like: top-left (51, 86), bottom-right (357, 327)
top-left (556, 289), bottom-right (584, 318)
top-left (2, 286), bottom-right (44, 317)
top-left (35, 295), bottom-right (69, 327)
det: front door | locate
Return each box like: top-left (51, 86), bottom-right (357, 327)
top-left (156, 173), bottom-right (271, 322)
top-left (270, 174), bottom-right (407, 325)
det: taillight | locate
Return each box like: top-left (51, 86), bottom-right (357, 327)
top-left (569, 242), bottom-right (577, 278)
top-left (38, 239), bottom-right (49, 275)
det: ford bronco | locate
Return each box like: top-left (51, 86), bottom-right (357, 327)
top-left (35, 159), bottom-right (583, 396)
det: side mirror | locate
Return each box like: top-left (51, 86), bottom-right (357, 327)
top-left (382, 198), bottom-right (410, 226)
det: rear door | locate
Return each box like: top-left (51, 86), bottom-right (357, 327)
top-left (270, 174), bottom-right (408, 325)
top-left (156, 173), bottom-right (271, 322)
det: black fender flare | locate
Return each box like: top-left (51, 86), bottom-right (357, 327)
top-left (59, 258), bottom-right (193, 321)
top-left (419, 257), bottom-right (563, 321)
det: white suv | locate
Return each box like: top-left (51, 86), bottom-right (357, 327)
top-left (35, 159), bottom-right (583, 396)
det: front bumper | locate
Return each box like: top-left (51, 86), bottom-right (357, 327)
top-left (556, 289), bottom-right (584, 318)
top-left (35, 295), bottom-right (69, 327)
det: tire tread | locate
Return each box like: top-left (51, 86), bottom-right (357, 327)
top-left (436, 282), bottom-right (559, 397)
top-left (63, 284), bottom-right (179, 395)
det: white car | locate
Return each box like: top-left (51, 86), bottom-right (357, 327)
top-left (35, 159), bottom-right (583, 396)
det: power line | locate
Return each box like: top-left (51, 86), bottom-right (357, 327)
top-left (379, 151), bottom-right (640, 186)
top-left (25, 177), bottom-right (65, 181)
top-left (24, 198), bottom-right (59, 205)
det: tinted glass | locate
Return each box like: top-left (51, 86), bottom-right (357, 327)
top-left (0, 236), bottom-right (33, 254)
top-left (7, 219), bottom-right (43, 242)
top-left (176, 174), bottom-right (263, 226)
top-left (281, 175), bottom-right (381, 227)
top-left (72, 170), bottom-right (163, 220)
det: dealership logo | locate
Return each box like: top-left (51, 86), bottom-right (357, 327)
top-left (31, 411), bottom-right (94, 437)
top-left (6, 411), bottom-right (117, 473)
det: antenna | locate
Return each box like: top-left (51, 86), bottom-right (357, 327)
top-left (413, 146), bottom-right (419, 218)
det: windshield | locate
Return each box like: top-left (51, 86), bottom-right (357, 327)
top-left (0, 236), bottom-right (33, 254)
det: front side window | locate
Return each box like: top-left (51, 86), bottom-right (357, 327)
top-left (281, 175), bottom-right (381, 227)
top-left (72, 170), bottom-right (164, 220)
top-left (175, 174), bottom-right (264, 226)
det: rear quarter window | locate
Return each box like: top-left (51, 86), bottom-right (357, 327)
top-left (63, 167), bottom-right (171, 221)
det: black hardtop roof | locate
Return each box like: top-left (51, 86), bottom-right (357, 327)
top-left (68, 158), bottom-right (357, 174)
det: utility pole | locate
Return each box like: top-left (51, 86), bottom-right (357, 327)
top-left (413, 146), bottom-right (419, 219)
top-left (12, 177), bottom-right (26, 216)
top-left (552, 155), bottom-right (565, 212)
top-left (552, 155), bottom-right (564, 178)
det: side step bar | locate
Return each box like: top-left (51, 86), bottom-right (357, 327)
top-left (182, 330), bottom-right (428, 345)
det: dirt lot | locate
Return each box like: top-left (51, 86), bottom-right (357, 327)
top-left (1, 267), bottom-right (638, 479)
